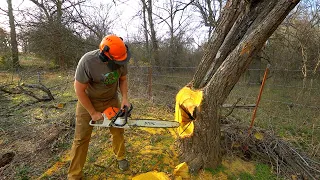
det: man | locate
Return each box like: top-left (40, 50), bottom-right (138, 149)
top-left (68, 34), bottom-right (131, 179)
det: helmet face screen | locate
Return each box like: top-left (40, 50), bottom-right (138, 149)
top-left (99, 35), bottom-right (131, 65)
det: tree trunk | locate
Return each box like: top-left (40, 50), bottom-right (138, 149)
top-left (178, 95), bottom-right (221, 172)
top-left (146, 0), bottom-right (160, 67)
top-left (7, 0), bottom-right (20, 69)
top-left (178, 0), bottom-right (300, 172)
top-left (141, 0), bottom-right (150, 66)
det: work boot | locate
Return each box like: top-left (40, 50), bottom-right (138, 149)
top-left (118, 159), bottom-right (129, 171)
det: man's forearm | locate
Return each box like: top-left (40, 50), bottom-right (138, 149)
top-left (76, 90), bottom-right (96, 115)
top-left (119, 77), bottom-right (128, 101)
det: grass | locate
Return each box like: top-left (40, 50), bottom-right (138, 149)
top-left (205, 165), bottom-right (226, 175)
top-left (15, 165), bottom-right (31, 180)
top-left (222, 77), bottom-right (320, 154)
top-left (1, 55), bottom-right (319, 179)
top-left (199, 159), bottom-right (278, 180)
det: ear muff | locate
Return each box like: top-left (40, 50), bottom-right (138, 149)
top-left (99, 45), bottom-right (120, 70)
top-left (125, 44), bottom-right (131, 60)
top-left (99, 45), bottom-right (111, 62)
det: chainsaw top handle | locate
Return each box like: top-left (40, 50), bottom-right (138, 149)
top-left (111, 103), bottom-right (133, 126)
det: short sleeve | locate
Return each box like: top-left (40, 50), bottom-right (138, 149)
top-left (120, 64), bottom-right (128, 77)
top-left (75, 56), bottom-right (90, 83)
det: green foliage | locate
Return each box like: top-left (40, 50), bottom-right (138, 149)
top-left (16, 165), bottom-right (31, 180)
top-left (205, 163), bottom-right (278, 179)
top-left (238, 172), bottom-right (255, 179)
top-left (0, 28), bottom-right (13, 69)
top-left (266, 18), bottom-right (320, 73)
top-left (26, 22), bottom-right (92, 67)
top-left (0, 53), bottom-right (13, 69)
top-left (0, 27), bottom-right (10, 52)
top-left (254, 163), bottom-right (278, 180)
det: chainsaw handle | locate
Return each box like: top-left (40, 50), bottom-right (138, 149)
top-left (89, 113), bottom-right (107, 126)
top-left (118, 104), bottom-right (133, 117)
top-left (110, 104), bottom-right (133, 127)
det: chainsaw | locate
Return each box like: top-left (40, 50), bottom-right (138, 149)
top-left (89, 104), bottom-right (179, 128)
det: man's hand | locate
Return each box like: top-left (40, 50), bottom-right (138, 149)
top-left (121, 99), bottom-right (130, 110)
top-left (90, 111), bottom-right (103, 121)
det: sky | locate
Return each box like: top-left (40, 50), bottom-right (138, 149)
top-left (0, 0), bottom-right (139, 34)
top-left (0, 0), bottom-right (209, 46)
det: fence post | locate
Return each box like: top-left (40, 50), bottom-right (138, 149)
top-left (248, 64), bottom-right (270, 133)
top-left (148, 66), bottom-right (152, 99)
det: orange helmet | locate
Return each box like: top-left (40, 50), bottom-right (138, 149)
top-left (99, 35), bottom-right (131, 65)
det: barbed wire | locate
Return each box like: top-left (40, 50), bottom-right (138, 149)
top-left (235, 83), bottom-right (319, 90)
top-left (130, 66), bottom-right (198, 69)
top-left (129, 66), bottom-right (320, 72)
top-left (152, 89), bottom-right (177, 96)
top-left (1, 66), bottom-right (319, 113)
top-left (228, 94), bottom-right (319, 110)
top-left (132, 75), bottom-right (319, 93)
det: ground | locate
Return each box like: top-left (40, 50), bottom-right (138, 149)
top-left (0, 92), bottom-right (277, 180)
top-left (0, 57), bottom-right (282, 179)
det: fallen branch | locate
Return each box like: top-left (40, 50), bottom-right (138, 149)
top-left (0, 83), bottom-right (54, 102)
top-left (222, 104), bottom-right (256, 108)
top-left (0, 85), bottom-right (20, 94)
top-left (21, 83), bottom-right (54, 100)
top-left (221, 117), bottom-right (320, 179)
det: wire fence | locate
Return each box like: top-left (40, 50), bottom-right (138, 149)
top-left (1, 64), bottom-right (319, 156)
top-left (128, 65), bottom-right (320, 106)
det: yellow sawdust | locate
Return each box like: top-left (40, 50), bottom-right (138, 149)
top-left (140, 127), bottom-right (164, 135)
top-left (173, 162), bottom-right (190, 179)
top-left (132, 171), bottom-right (170, 180)
top-left (139, 145), bottom-right (163, 154)
top-left (175, 86), bottom-right (203, 138)
top-left (38, 150), bottom-right (71, 179)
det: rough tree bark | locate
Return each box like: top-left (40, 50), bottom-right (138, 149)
top-left (7, 0), bottom-right (20, 69)
top-left (178, 0), bottom-right (300, 172)
top-left (145, 0), bottom-right (160, 67)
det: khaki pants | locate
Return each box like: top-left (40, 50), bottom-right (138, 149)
top-left (68, 98), bottom-right (125, 180)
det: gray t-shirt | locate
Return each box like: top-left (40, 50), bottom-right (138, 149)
top-left (75, 49), bottom-right (128, 101)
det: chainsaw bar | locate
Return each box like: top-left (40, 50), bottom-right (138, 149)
top-left (126, 119), bottom-right (180, 128)
top-left (89, 118), bottom-right (179, 128)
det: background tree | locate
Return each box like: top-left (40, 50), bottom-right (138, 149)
top-left (0, 28), bottom-right (10, 67)
top-left (140, 0), bottom-right (160, 67)
top-left (71, 3), bottom-right (115, 41)
top-left (264, 0), bottom-right (320, 87)
top-left (154, 0), bottom-right (193, 68)
top-left (7, 0), bottom-right (20, 69)
top-left (179, 0), bottom-right (301, 172)
top-left (26, 0), bottom-right (86, 67)
top-left (0, 28), bottom-right (10, 52)
top-left (192, 0), bottom-right (224, 39)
